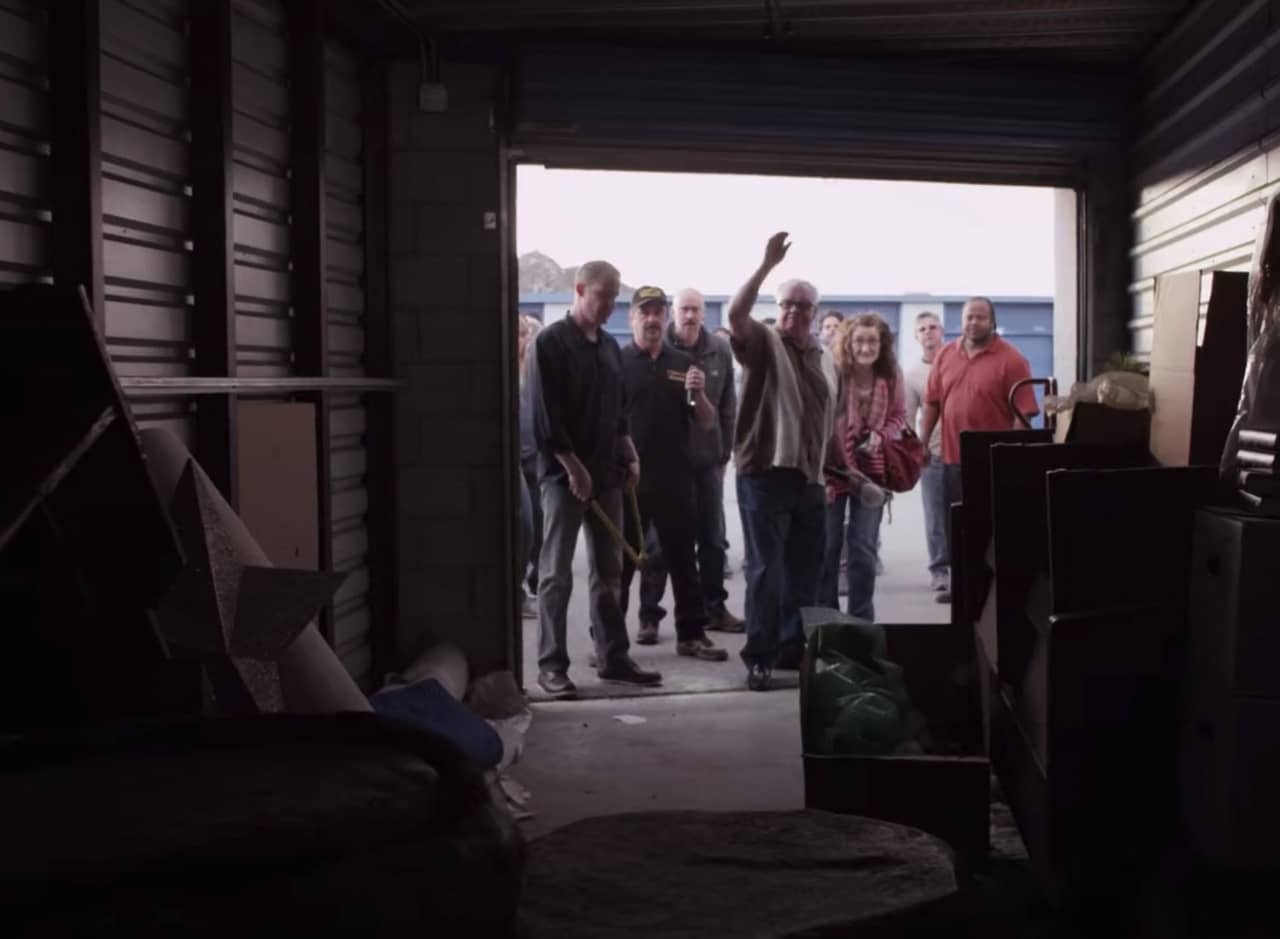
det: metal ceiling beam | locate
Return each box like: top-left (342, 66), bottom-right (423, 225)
top-left (391, 0), bottom-right (1191, 60)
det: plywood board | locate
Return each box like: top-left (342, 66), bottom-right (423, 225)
top-left (1148, 270), bottom-right (1246, 466)
top-left (236, 401), bottom-right (318, 569)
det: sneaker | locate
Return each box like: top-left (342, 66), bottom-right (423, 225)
top-left (707, 608), bottom-right (745, 633)
top-left (598, 658), bottom-right (662, 686)
top-left (935, 589), bottom-right (952, 604)
top-left (747, 664), bottom-right (771, 691)
top-left (537, 671), bottom-right (576, 698)
top-left (636, 620), bottom-right (660, 645)
top-left (521, 592), bottom-right (537, 620)
top-left (930, 573), bottom-right (949, 593)
top-left (676, 637), bottom-right (729, 661)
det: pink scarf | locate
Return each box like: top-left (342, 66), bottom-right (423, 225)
top-left (825, 372), bottom-right (906, 501)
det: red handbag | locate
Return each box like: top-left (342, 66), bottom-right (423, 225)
top-left (882, 426), bottom-right (925, 493)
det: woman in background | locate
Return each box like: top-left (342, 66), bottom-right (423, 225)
top-left (517, 314), bottom-right (544, 619)
top-left (819, 313), bottom-right (904, 622)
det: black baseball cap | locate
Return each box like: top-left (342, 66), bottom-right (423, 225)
top-left (630, 286), bottom-right (667, 309)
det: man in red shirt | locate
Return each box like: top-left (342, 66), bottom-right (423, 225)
top-left (921, 297), bottom-right (1039, 602)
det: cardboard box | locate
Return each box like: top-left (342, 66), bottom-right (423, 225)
top-left (1147, 270), bottom-right (1247, 466)
top-left (800, 620), bottom-right (989, 862)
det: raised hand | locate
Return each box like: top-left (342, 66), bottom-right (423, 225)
top-left (763, 231), bottom-right (791, 270)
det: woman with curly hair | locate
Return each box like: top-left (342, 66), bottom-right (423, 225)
top-left (819, 313), bottom-right (906, 621)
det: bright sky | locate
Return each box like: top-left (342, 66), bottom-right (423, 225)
top-left (517, 166), bottom-right (1057, 297)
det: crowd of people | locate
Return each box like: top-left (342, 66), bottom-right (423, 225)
top-left (516, 233), bottom-right (1039, 695)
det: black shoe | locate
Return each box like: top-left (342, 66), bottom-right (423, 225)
top-left (774, 646), bottom-right (804, 671)
top-left (537, 671), bottom-right (576, 698)
top-left (747, 664), bottom-right (771, 691)
top-left (598, 658), bottom-right (662, 686)
top-left (635, 620), bottom-right (660, 645)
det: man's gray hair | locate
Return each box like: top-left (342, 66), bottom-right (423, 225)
top-left (575, 260), bottom-right (620, 287)
top-left (914, 310), bottom-right (942, 326)
top-left (775, 278), bottom-right (820, 305)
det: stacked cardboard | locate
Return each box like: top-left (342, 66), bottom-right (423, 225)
top-left (1147, 270), bottom-right (1247, 467)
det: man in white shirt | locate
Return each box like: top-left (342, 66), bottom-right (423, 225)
top-left (902, 310), bottom-right (949, 601)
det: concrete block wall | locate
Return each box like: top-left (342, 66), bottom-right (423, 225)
top-left (386, 59), bottom-right (511, 674)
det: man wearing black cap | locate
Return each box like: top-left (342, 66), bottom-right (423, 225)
top-left (617, 286), bottom-right (728, 662)
top-left (638, 287), bottom-right (743, 637)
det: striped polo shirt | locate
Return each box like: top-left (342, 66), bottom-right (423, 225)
top-left (730, 319), bottom-right (836, 484)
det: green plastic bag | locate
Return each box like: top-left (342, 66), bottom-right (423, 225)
top-left (801, 609), bottom-right (913, 756)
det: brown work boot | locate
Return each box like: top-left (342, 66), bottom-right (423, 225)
top-left (707, 608), bottom-right (745, 633)
top-left (676, 637), bottom-right (729, 662)
top-left (636, 620), bottom-right (660, 645)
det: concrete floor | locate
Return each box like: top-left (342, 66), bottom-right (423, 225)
top-left (509, 476), bottom-right (1054, 932)
top-left (513, 470), bottom-right (956, 836)
top-left (516, 690), bottom-right (803, 839)
top-left (520, 465), bottom-right (947, 699)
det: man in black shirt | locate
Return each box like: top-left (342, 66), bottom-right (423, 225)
top-left (528, 261), bottom-right (663, 698)
top-left (618, 286), bottom-right (728, 662)
top-left (638, 287), bottom-right (743, 639)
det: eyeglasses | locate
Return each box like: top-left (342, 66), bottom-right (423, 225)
top-left (778, 299), bottom-right (814, 312)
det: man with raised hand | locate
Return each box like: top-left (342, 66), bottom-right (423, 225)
top-left (726, 233), bottom-right (837, 691)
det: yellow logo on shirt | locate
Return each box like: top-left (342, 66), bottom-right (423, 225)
top-left (666, 370), bottom-right (687, 384)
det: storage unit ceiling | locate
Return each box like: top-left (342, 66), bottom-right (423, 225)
top-left (398, 0), bottom-right (1193, 64)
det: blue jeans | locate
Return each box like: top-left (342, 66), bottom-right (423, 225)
top-left (737, 469), bottom-right (826, 669)
top-left (819, 493), bottom-right (885, 621)
top-left (920, 459), bottom-right (950, 578)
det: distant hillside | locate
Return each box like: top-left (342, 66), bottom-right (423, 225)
top-left (518, 250), bottom-right (634, 296)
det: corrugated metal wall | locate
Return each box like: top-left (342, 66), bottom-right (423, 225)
top-left (1, 0), bottom-right (384, 687)
top-left (0, 0), bottom-right (49, 286)
top-left (513, 45), bottom-right (1128, 188)
top-left (232, 0), bottom-right (294, 378)
top-left (325, 41), bottom-right (373, 685)
top-left (1129, 0), bottom-right (1280, 359)
top-left (99, 0), bottom-right (194, 441)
